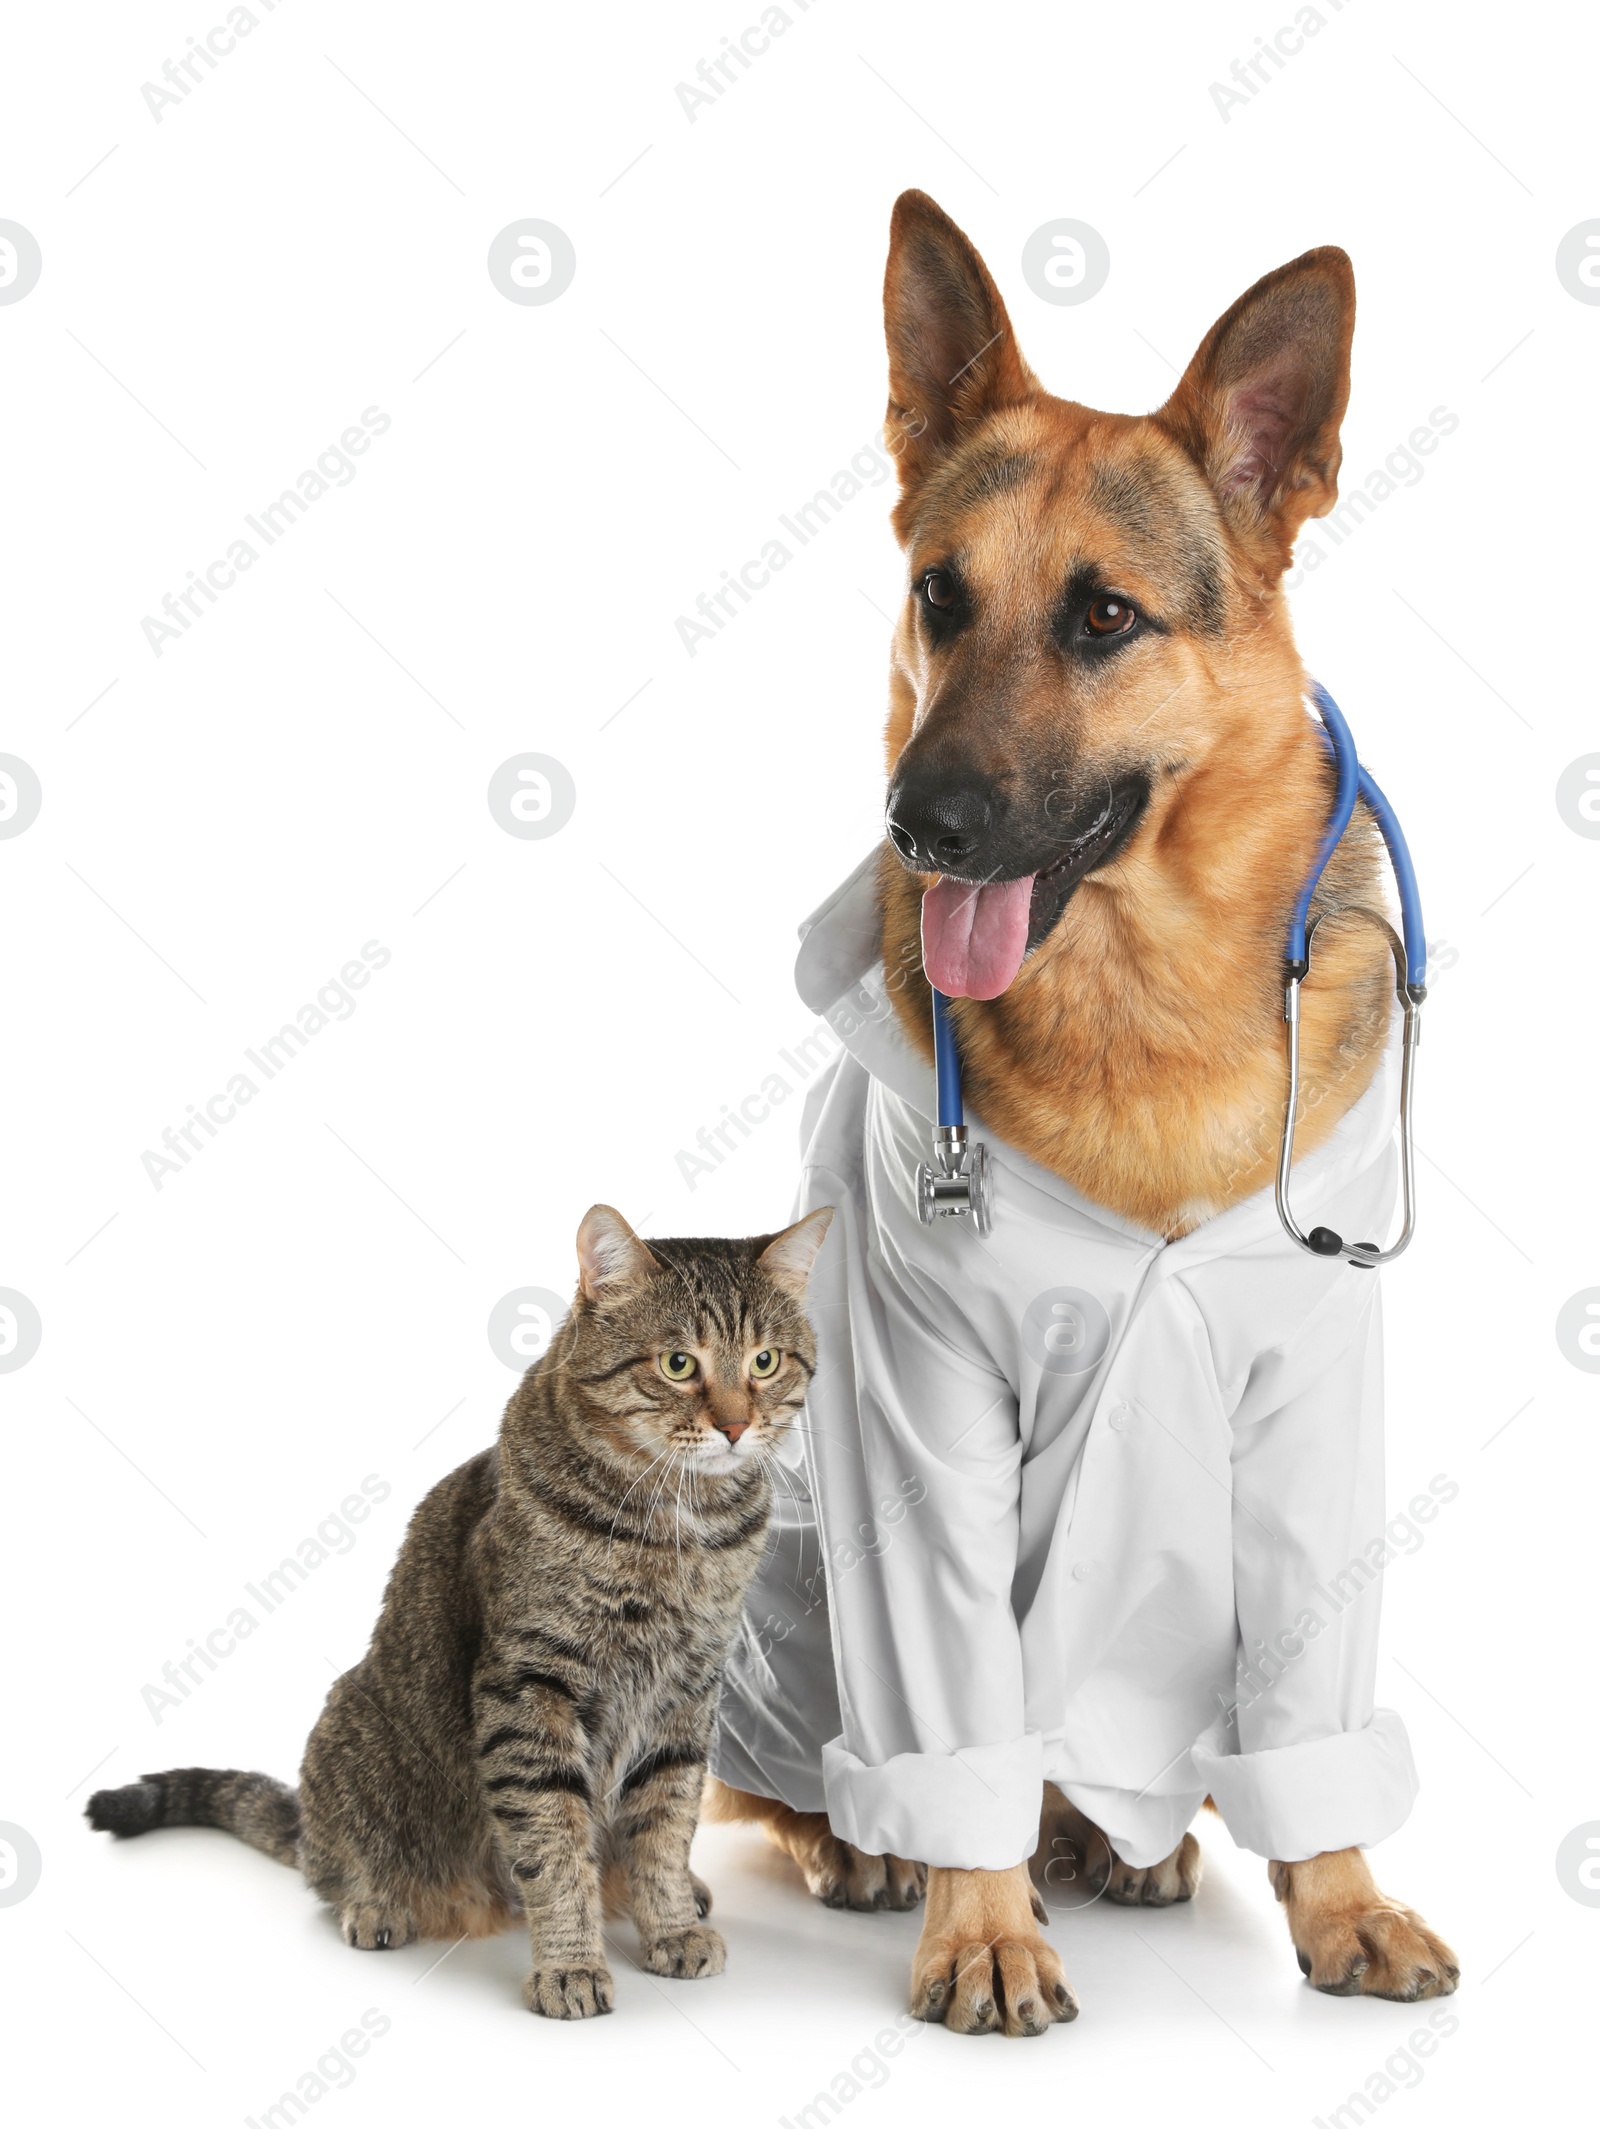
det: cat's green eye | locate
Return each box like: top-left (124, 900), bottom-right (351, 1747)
top-left (659, 1350), bottom-right (697, 1382)
top-left (749, 1349), bottom-right (781, 1380)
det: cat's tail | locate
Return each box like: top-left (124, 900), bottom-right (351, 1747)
top-left (85, 1767), bottom-right (300, 1867)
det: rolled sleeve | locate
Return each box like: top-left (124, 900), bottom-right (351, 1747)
top-left (822, 1732), bottom-right (1044, 1871)
top-left (1212, 1283), bottom-right (1420, 1858)
top-left (1192, 1709), bottom-right (1418, 1862)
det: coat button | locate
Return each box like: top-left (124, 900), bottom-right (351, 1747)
top-left (1107, 1402), bottom-right (1132, 1431)
top-left (1072, 1560), bottom-right (1097, 1582)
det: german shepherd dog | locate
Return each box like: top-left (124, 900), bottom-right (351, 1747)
top-left (707, 192), bottom-right (1458, 2031)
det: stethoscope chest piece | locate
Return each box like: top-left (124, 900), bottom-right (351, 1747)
top-left (916, 1124), bottom-right (992, 1235)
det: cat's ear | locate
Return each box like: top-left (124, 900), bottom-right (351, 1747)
top-left (575, 1205), bottom-right (659, 1301)
top-left (756, 1207), bottom-right (835, 1298)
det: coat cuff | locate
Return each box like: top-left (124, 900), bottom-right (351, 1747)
top-left (1191, 1709), bottom-right (1418, 1862)
top-left (821, 1732), bottom-right (1043, 1870)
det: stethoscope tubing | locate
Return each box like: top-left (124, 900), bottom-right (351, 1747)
top-left (1293, 683), bottom-right (1426, 995)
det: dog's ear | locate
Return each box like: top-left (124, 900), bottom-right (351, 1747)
top-left (1155, 247), bottom-right (1355, 568)
top-left (883, 190), bottom-right (1037, 511)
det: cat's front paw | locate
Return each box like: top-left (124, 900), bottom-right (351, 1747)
top-left (341, 1902), bottom-right (416, 1951)
top-left (641, 1924), bottom-right (726, 1980)
top-left (523, 1963), bottom-right (615, 2019)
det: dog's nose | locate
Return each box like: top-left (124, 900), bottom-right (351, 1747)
top-left (885, 779), bottom-right (995, 874)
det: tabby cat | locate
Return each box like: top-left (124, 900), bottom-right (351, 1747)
top-left (88, 1203), bottom-right (832, 2019)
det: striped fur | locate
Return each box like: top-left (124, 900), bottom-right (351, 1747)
top-left (87, 1206), bottom-right (831, 2019)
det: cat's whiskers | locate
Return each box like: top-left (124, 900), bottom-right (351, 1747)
top-left (766, 1451), bottom-right (804, 1516)
top-left (621, 1437), bottom-right (690, 1561)
top-left (603, 1443), bottom-right (675, 1556)
top-left (607, 1441), bottom-right (673, 1521)
top-left (673, 1461), bottom-right (688, 1568)
top-left (636, 1439), bottom-right (685, 1551)
top-left (785, 1416), bottom-right (862, 1455)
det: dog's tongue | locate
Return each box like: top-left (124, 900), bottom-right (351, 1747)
top-left (921, 875), bottom-right (1036, 999)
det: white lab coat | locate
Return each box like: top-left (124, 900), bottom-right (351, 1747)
top-left (711, 852), bottom-right (1420, 1872)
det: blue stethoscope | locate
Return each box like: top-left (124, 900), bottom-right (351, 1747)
top-left (916, 685), bottom-right (1427, 1268)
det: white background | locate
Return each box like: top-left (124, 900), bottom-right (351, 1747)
top-left (3, 1), bottom-right (1595, 2122)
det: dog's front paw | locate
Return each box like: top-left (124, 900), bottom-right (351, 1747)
top-left (1273, 1850), bottom-right (1459, 2001)
top-left (1292, 1900), bottom-right (1459, 2000)
top-left (641, 1924), bottom-right (725, 1980)
top-left (523, 1962), bottom-right (615, 2018)
top-left (1104, 1832), bottom-right (1203, 1908)
top-left (911, 1928), bottom-right (1078, 2037)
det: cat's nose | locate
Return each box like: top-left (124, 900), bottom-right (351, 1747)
top-left (714, 1419), bottom-right (750, 1444)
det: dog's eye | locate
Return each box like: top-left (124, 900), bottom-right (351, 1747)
top-left (921, 569), bottom-right (956, 610)
top-left (1085, 595), bottom-right (1137, 637)
top-left (659, 1350), bottom-right (697, 1382)
top-left (749, 1348), bottom-right (781, 1380)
